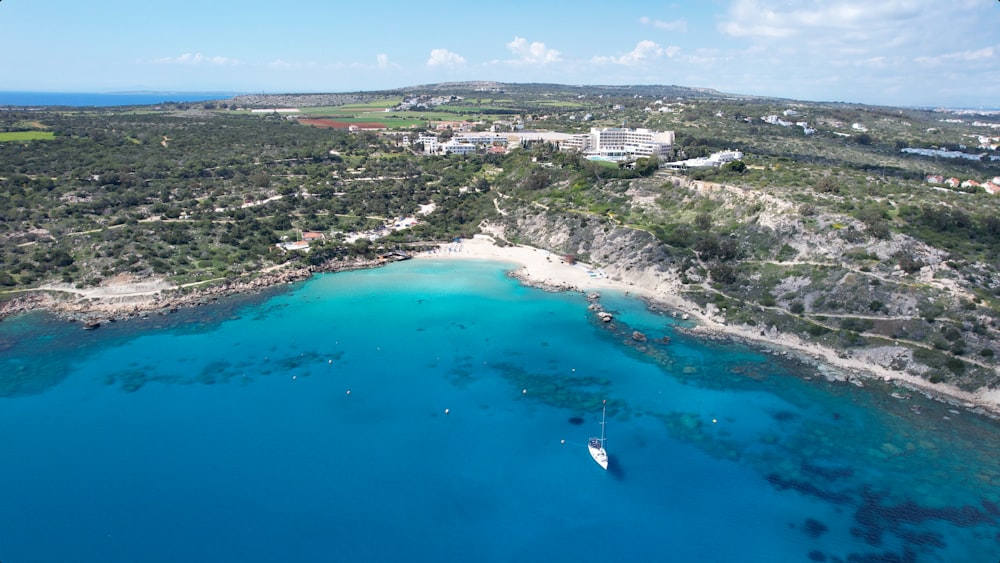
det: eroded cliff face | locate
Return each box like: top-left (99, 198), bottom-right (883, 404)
top-left (490, 175), bottom-right (1000, 393)
top-left (494, 208), bottom-right (681, 292)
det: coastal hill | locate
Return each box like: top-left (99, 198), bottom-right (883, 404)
top-left (0, 82), bottom-right (998, 407)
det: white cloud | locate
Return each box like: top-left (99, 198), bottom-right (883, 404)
top-left (376, 54), bottom-right (390, 69)
top-left (717, 0), bottom-right (980, 46)
top-left (153, 53), bottom-right (240, 66)
top-left (916, 46), bottom-right (995, 67)
top-left (707, 0), bottom-right (999, 106)
top-left (639, 16), bottom-right (687, 32)
top-left (592, 40), bottom-right (675, 66)
top-left (506, 37), bottom-right (561, 64)
top-left (266, 59), bottom-right (330, 70)
top-left (719, 0), bottom-right (941, 41)
top-left (426, 48), bottom-right (466, 67)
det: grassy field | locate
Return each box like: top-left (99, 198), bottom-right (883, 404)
top-left (344, 98), bottom-right (402, 110)
top-left (531, 100), bottom-right (589, 108)
top-left (0, 131), bottom-right (55, 142)
top-left (300, 116), bottom-right (428, 129)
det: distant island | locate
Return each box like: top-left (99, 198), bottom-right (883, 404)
top-left (1, 81), bottom-right (999, 416)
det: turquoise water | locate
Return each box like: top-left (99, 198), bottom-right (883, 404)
top-left (1, 259), bottom-right (999, 562)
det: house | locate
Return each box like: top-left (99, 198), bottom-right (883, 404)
top-left (302, 231), bottom-right (325, 242)
top-left (983, 182), bottom-right (1000, 195)
top-left (925, 175), bottom-right (944, 184)
top-left (961, 179), bottom-right (981, 189)
top-left (944, 177), bottom-right (961, 188)
top-left (763, 115), bottom-right (794, 127)
top-left (392, 217), bottom-right (418, 230)
top-left (276, 240), bottom-right (310, 252)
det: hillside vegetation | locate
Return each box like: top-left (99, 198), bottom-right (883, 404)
top-left (2, 82), bottom-right (999, 391)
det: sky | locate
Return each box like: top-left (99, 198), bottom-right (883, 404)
top-left (2, 0), bottom-right (999, 108)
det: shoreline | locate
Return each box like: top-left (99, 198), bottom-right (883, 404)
top-left (2, 235), bottom-right (997, 418)
top-left (414, 235), bottom-right (1000, 419)
top-left (0, 257), bottom-right (390, 323)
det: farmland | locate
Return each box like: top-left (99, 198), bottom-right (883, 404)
top-left (0, 131), bottom-right (55, 142)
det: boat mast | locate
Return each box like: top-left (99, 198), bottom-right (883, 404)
top-left (600, 400), bottom-right (607, 445)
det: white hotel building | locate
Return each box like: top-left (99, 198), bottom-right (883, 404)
top-left (561, 127), bottom-right (675, 162)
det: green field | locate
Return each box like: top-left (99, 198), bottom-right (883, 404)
top-left (0, 131), bottom-right (55, 142)
top-left (297, 99), bottom-right (400, 116)
top-left (304, 116), bottom-right (428, 128)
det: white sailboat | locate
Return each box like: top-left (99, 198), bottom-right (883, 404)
top-left (588, 400), bottom-right (609, 470)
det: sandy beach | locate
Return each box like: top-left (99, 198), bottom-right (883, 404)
top-left (2, 233), bottom-right (996, 418)
top-left (417, 234), bottom-right (1000, 418)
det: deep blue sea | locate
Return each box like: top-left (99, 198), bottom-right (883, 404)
top-left (1, 260), bottom-right (999, 562)
top-left (0, 92), bottom-right (239, 107)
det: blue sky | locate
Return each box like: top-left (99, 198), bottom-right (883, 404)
top-left (2, 0), bottom-right (998, 108)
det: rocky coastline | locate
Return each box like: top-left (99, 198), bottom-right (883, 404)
top-left (0, 256), bottom-right (391, 325)
top-left (3, 239), bottom-right (999, 420)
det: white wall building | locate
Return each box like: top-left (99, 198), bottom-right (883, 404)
top-left (415, 134), bottom-right (440, 154)
top-left (663, 150), bottom-right (744, 169)
top-left (453, 133), bottom-right (509, 146)
top-left (438, 140), bottom-right (477, 155)
top-left (561, 127), bottom-right (675, 161)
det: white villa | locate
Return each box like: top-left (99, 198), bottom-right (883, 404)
top-left (664, 150), bottom-right (744, 169)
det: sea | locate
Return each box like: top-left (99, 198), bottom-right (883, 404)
top-left (0, 92), bottom-right (239, 107)
top-left (1, 259), bottom-right (998, 563)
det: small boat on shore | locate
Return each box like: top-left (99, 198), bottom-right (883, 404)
top-left (588, 400), bottom-right (608, 470)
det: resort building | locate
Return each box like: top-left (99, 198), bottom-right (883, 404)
top-left (453, 133), bottom-right (509, 147)
top-left (560, 127), bottom-right (675, 162)
top-left (438, 140), bottom-right (477, 155)
top-left (415, 134), bottom-right (441, 154)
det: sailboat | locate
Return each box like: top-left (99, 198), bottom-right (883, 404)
top-left (588, 400), bottom-right (609, 470)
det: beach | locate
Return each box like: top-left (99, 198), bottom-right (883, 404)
top-left (2, 233), bottom-right (997, 418)
top-left (416, 234), bottom-right (1000, 418)
top-left (6, 255), bottom-right (999, 563)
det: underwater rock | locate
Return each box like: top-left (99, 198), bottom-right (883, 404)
top-left (678, 413), bottom-right (701, 430)
top-left (803, 518), bottom-right (829, 538)
top-left (765, 473), bottom-right (853, 505)
top-left (801, 460), bottom-right (854, 481)
top-left (881, 443), bottom-right (904, 457)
